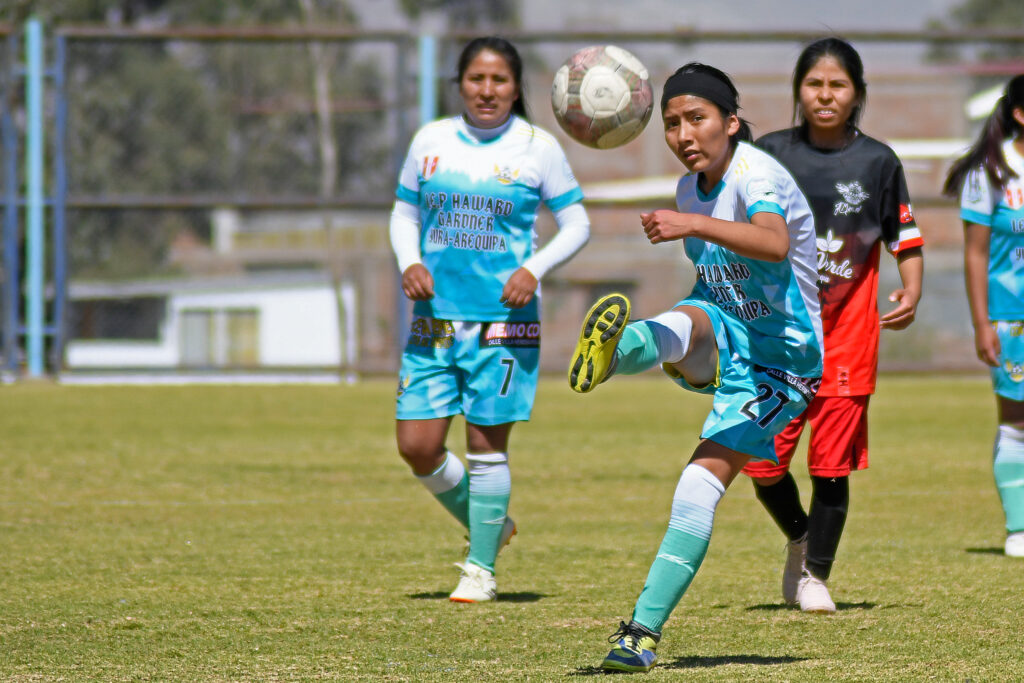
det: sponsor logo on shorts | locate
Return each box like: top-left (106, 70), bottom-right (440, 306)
top-left (754, 364), bottom-right (821, 402)
top-left (397, 374), bottom-right (410, 397)
top-left (481, 321), bottom-right (540, 348)
top-left (407, 316), bottom-right (455, 349)
top-left (1004, 360), bottom-right (1024, 383)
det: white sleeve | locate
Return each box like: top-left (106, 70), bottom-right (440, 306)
top-left (389, 199), bottom-right (422, 273)
top-left (522, 202), bottom-right (589, 280)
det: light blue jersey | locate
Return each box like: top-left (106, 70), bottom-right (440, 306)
top-left (395, 115), bottom-right (584, 322)
top-left (959, 139), bottom-right (1024, 320)
top-left (676, 141), bottom-right (824, 378)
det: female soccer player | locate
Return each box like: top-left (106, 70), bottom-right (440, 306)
top-left (944, 73), bottom-right (1024, 558)
top-left (390, 36), bottom-right (590, 602)
top-left (568, 62), bottom-right (822, 673)
top-left (743, 37), bottom-right (925, 613)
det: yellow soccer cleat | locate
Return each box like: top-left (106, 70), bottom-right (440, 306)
top-left (568, 293), bottom-right (630, 393)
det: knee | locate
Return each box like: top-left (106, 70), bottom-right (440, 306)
top-left (396, 438), bottom-right (445, 475)
top-left (752, 473), bottom-right (787, 488)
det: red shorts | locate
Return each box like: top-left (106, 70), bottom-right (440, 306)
top-left (743, 395), bottom-right (869, 479)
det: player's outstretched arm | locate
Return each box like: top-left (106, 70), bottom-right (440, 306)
top-left (640, 209), bottom-right (789, 262)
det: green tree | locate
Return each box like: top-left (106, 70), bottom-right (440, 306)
top-left (3, 1), bottom-right (393, 278)
top-left (928, 0), bottom-right (1024, 62)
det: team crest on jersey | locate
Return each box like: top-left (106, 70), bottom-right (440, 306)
top-left (834, 181), bottom-right (869, 216)
top-left (494, 164), bottom-right (520, 185)
top-left (1006, 186), bottom-right (1024, 210)
top-left (422, 156), bottom-right (439, 179)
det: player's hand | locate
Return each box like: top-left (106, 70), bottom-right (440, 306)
top-left (641, 210), bottom-right (692, 243)
top-left (500, 267), bottom-right (538, 309)
top-left (879, 287), bottom-right (920, 331)
top-left (401, 264), bottom-right (434, 301)
top-left (974, 324), bottom-right (1000, 367)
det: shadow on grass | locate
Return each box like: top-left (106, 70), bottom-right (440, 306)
top-left (569, 654), bottom-right (807, 676)
top-left (966, 547), bottom-right (1004, 555)
top-left (408, 591), bottom-right (546, 602)
top-left (746, 600), bottom-right (876, 612)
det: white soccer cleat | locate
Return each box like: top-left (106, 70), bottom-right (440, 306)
top-left (1006, 531), bottom-right (1024, 558)
top-left (797, 571), bottom-right (836, 614)
top-left (449, 562), bottom-right (497, 603)
top-left (782, 533), bottom-right (808, 605)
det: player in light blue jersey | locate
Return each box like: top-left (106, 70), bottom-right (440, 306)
top-left (944, 74), bottom-right (1024, 559)
top-left (568, 63), bottom-right (823, 673)
top-left (390, 37), bottom-right (589, 603)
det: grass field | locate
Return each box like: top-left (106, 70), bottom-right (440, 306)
top-left (0, 375), bottom-right (1019, 681)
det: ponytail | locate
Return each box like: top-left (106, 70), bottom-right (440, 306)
top-left (943, 74), bottom-right (1024, 197)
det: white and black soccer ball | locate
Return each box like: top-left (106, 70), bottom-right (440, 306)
top-left (551, 45), bottom-right (654, 150)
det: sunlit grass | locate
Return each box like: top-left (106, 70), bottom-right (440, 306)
top-left (0, 375), bottom-right (1018, 681)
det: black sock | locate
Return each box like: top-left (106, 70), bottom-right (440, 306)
top-left (805, 476), bottom-right (849, 581)
top-left (753, 472), bottom-right (808, 541)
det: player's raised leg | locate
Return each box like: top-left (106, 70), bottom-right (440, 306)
top-left (569, 297), bottom-right (697, 393)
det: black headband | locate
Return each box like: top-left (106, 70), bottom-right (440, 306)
top-left (661, 70), bottom-right (738, 114)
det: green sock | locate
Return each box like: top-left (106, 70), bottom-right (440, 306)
top-left (436, 475), bottom-right (470, 528)
top-left (631, 464), bottom-right (723, 633)
top-left (995, 426), bottom-right (1024, 533)
top-left (415, 451), bottom-right (469, 528)
top-left (466, 452), bottom-right (511, 574)
top-left (614, 322), bottom-right (661, 375)
top-left (631, 502), bottom-right (712, 633)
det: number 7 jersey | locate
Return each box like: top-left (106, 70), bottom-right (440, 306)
top-left (395, 115), bottom-right (584, 322)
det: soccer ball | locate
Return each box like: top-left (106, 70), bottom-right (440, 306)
top-left (551, 45), bottom-right (654, 150)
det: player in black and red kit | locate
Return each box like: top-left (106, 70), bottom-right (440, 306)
top-left (743, 37), bottom-right (925, 612)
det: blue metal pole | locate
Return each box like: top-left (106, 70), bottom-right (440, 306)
top-left (52, 33), bottom-right (67, 372)
top-left (418, 34), bottom-right (437, 125)
top-left (1, 33), bottom-right (19, 375)
top-left (24, 18), bottom-right (44, 378)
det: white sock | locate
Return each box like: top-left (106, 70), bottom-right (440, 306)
top-left (645, 310), bottom-right (693, 364)
top-left (415, 450), bottom-right (465, 494)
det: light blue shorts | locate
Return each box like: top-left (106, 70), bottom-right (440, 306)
top-left (662, 300), bottom-right (821, 463)
top-left (396, 316), bottom-right (540, 425)
top-left (992, 321), bottom-right (1024, 401)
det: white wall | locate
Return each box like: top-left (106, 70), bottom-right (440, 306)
top-left (66, 283), bottom-right (345, 369)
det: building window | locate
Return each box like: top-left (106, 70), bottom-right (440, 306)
top-left (70, 297), bottom-right (165, 340)
top-left (180, 308), bottom-right (260, 368)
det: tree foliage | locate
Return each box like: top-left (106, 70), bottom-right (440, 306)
top-left (3, 1), bottom-right (396, 278)
top-left (928, 0), bottom-right (1024, 62)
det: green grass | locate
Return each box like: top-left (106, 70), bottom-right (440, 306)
top-left (0, 375), bottom-right (1019, 681)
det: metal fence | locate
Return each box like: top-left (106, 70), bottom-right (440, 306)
top-left (1, 24), bottom-right (1023, 379)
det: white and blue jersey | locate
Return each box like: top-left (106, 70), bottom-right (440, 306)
top-left (960, 140), bottom-right (1024, 400)
top-left (395, 115), bottom-right (584, 322)
top-left (676, 141), bottom-right (824, 379)
top-left (960, 139), bottom-right (1024, 321)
